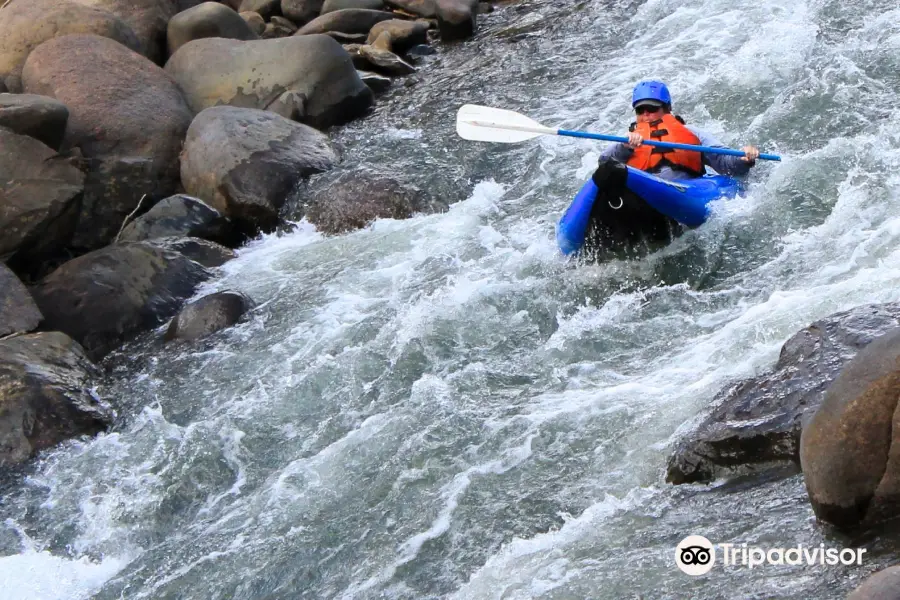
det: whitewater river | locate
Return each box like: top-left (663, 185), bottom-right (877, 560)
top-left (4, 0), bottom-right (900, 597)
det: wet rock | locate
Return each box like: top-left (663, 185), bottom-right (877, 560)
top-left (383, 0), bottom-right (478, 41)
top-left (22, 34), bottom-right (192, 252)
top-left (181, 106), bottom-right (339, 233)
top-left (407, 42), bottom-right (436, 56)
top-left (357, 70), bottom-right (392, 94)
top-left (281, 0), bottom-right (325, 24)
top-left (0, 0), bottom-right (142, 93)
top-left (29, 242), bottom-right (211, 360)
top-left (240, 11), bottom-right (267, 35)
top-left (847, 565), bottom-right (900, 600)
top-left (359, 43), bottom-right (416, 74)
top-left (144, 237), bottom-right (237, 268)
top-left (165, 290), bottom-right (253, 341)
top-left (117, 194), bottom-right (237, 246)
top-left (666, 303), bottom-right (900, 485)
top-left (72, 0), bottom-right (179, 64)
top-left (303, 171), bottom-right (446, 234)
top-left (322, 0), bottom-right (384, 14)
top-left (0, 332), bottom-right (111, 468)
top-left (0, 94), bottom-right (69, 150)
top-left (0, 264), bottom-right (42, 337)
top-left (238, 0), bottom-right (281, 19)
top-left (167, 2), bottom-right (259, 57)
top-left (800, 327), bottom-right (900, 532)
top-left (165, 35), bottom-right (373, 129)
top-left (0, 129), bottom-right (84, 275)
top-left (295, 8), bottom-right (396, 35)
top-left (366, 19), bottom-right (429, 53)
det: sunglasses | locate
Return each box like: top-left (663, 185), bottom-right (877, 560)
top-left (635, 105), bottom-right (663, 115)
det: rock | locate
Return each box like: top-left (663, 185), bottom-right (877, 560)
top-left (167, 2), bottom-right (259, 57)
top-left (666, 302), bottom-right (900, 485)
top-left (240, 11), bottom-right (267, 35)
top-left (238, 0), bottom-right (281, 19)
top-left (166, 35), bottom-right (372, 129)
top-left (29, 242), bottom-right (210, 359)
top-left (366, 19), bottom-right (429, 53)
top-left (117, 194), bottom-right (237, 246)
top-left (271, 15), bottom-right (299, 32)
top-left (0, 94), bottom-right (69, 150)
top-left (847, 565), bottom-right (900, 600)
top-left (357, 69), bottom-right (392, 94)
top-left (0, 332), bottom-right (111, 468)
top-left (359, 43), bottom-right (416, 74)
top-left (181, 106), bottom-right (339, 233)
top-left (165, 291), bottom-right (253, 341)
top-left (281, 0), bottom-right (324, 24)
top-left (407, 42), bottom-right (436, 56)
top-left (383, 0), bottom-right (477, 40)
top-left (322, 0), bottom-right (384, 14)
top-left (262, 18), bottom-right (298, 38)
top-left (72, 0), bottom-right (179, 64)
top-left (0, 0), bottom-right (142, 93)
top-left (328, 31), bottom-right (369, 43)
top-left (144, 237), bottom-right (237, 268)
top-left (302, 171), bottom-right (446, 234)
top-left (22, 34), bottom-right (193, 252)
top-left (0, 264), bottom-right (42, 337)
top-left (296, 8), bottom-right (395, 35)
top-left (800, 327), bottom-right (900, 531)
top-left (0, 129), bottom-right (84, 276)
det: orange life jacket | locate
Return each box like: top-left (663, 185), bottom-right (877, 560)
top-left (626, 114), bottom-right (705, 176)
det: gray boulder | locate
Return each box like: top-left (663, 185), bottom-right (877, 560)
top-left (666, 302), bottom-right (900, 485)
top-left (29, 242), bottom-right (211, 359)
top-left (143, 237), bottom-right (237, 268)
top-left (0, 93), bottom-right (69, 150)
top-left (118, 194), bottom-right (237, 246)
top-left (0, 331), bottom-right (111, 468)
top-left (167, 2), bottom-right (259, 57)
top-left (238, 0), bottom-right (281, 19)
top-left (22, 34), bottom-right (193, 251)
top-left (165, 35), bottom-right (373, 129)
top-left (165, 290), bottom-right (253, 341)
top-left (0, 264), bottom-right (42, 337)
top-left (296, 8), bottom-right (395, 35)
top-left (281, 0), bottom-right (324, 24)
top-left (181, 106), bottom-right (339, 232)
top-left (71, 0), bottom-right (179, 64)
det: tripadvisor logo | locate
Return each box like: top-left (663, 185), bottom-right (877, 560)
top-left (674, 535), bottom-right (867, 575)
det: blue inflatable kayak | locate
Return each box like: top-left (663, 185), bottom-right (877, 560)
top-left (556, 166), bottom-right (743, 256)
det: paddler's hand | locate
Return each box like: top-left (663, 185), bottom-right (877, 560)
top-left (741, 145), bottom-right (760, 164)
top-left (626, 132), bottom-right (643, 149)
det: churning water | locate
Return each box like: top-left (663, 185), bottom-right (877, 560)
top-left (4, 0), bottom-right (900, 597)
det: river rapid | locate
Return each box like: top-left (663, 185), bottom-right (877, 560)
top-left (4, 0), bottom-right (900, 598)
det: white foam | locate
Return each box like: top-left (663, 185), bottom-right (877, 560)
top-left (0, 550), bottom-right (128, 600)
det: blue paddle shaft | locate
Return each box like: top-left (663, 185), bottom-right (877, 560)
top-left (557, 129), bottom-right (781, 161)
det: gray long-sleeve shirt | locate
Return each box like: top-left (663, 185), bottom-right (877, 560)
top-left (598, 125), bottom-right (753, 181)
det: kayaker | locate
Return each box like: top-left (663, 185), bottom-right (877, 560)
top-left (593, 80), bottom-right (760, 187)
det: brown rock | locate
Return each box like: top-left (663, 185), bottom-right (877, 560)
top-left (181, 105), bottom-right (339, 233)
top-left (165, 290), bottom-right (253, 341)
top-left (238, 0), bottom-right (281, 19)
top-left (366, 18), bottom-right (428, 53)
top-left (322, 0), bottom-right (384, 14)
top-left (165, 35), bottom-right (373, 129)
top-left (296, 8), bottom-right (395, 35)
top-left (848, 565), bottom-right (900, 600)
top-left (800, 327), bottom-right (900, 531)
top-left (0, 264), bottom-right (42, 337)
top-left (0, 0), bottom-right (141, 92)
top-left (72, 0), bottom-right (179, 64)
top-left (29, 242), bottom-right (210, 359)
top-left (239, 11), bottom-right (267, 35)
top-left (359, 43), bottom-right (415, 74)
top-left (383, 0), bottom-right (477, 40)
top-left (0, 332), bottom-right (111, 468)
top-left (281, 0), bottom-right (324, 24)
top-left (22, 34), bottom-right (192, 251)
top-left (167, 2), bottom-right (259, 57)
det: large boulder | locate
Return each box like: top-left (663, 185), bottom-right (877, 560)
top-left (167, 2), bottom-right (259, 57)
top-left (0, 264), bottom-right (42, 338)
top-left (165, 290), bottom-right (253, 341)
top-left (165, 35), bottom-right (373, 128)
top-left (666, 303), bottom-right (900, 485)
top-left (238, 0), bottom-right (281, 19)
top-left (0, 94), bottom-right (69, 150)
top-left (0, 128), bottom-right (84, 277)
top-left (118, 194), bottom-right (238, 246)
top-left (322, 0), bottom-right (384, 14)
top-left (295, 8), bottom-right (395, 35)
top-left (0, 0), bottom-right (142, 93)
top-left (22, 34), bottom-right (193, 251)
top-left (383, 0), bottom-right (477, 40)
top-left (143, 237), bottom-right (237, 268)
top-left (800, 327), bottom-right (900, 531)
top-left (72, 0), bottom-right (179, 64)
top-left (181, 106), bottom-right (339, 232)
top-left (29, 242), bottom-right (211, 359)
top-left (302, 171), bottom-right (446, 234)
top-left (847, 566), bottom-right (900, 600)
top-left (0, 332), bottom-right (111, 468)
top-left (281, 0), bottom-right (324, 24)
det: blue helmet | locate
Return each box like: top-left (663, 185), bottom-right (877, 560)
top-left (632, 80), bottom-right (672, 108)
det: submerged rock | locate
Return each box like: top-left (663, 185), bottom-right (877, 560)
top-left (165, 290), bottom-right (254, 341)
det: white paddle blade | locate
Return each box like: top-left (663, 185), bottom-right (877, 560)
top-left (456, 104), bottom-right (557, 144)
